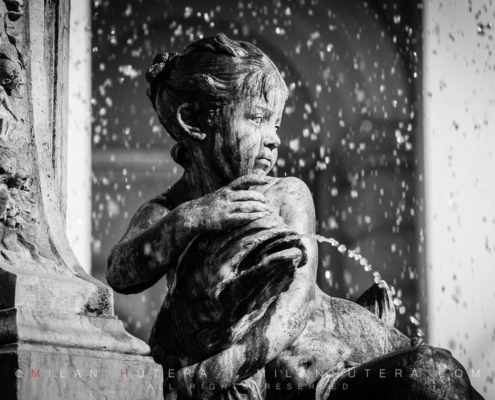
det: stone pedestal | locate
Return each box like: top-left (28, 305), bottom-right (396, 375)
top-left (0, 343), bottom-right (164, 400)
top-left (0, 1), bottom-right (162, 398)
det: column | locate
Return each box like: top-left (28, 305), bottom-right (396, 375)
top-left (0, 1), bottom-right (162, 398)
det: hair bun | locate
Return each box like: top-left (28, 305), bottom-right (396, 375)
top-left (152, 52), bottom-right (178, 65)
top-left (170, 142), bottom-right (188, 168)
top-left (145, 52), bottom-right (178, 85)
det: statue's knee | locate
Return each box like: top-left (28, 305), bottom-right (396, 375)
top-left (412, 345), bottom-right (462, 372)
top-left (407, 345), bottom-right (472, 393)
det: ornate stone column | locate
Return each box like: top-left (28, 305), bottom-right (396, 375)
top-left (0, 1), bottom-right (162, 398)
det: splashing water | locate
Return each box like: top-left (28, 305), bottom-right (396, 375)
top-left (477, 22), bottom-right (493, 36)
top-left (314, 234), bottom-right (378, 278)
top-left (307, 233), bottom-right (424, 337)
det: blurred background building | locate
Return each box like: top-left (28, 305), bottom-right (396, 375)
top-left (66, 0), bottom-right (494, 396)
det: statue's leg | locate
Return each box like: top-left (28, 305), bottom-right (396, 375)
top-left (316, 345), bottom-right (484, 400)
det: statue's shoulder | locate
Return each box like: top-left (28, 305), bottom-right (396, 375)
top-left (262, 176), bottom-right (311, 197)
top-left (260, 176), bottom-right (314, 219)
top-left (148, 189), bottom-right (175, 210)
top-left (124, 191), bottom-right (172, 237)
top-left (254, 176), bottom-right (315, 236)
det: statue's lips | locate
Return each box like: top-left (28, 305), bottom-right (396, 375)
top-left (256, 157), bottom-right (272, 167)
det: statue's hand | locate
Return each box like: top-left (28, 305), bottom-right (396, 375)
top-left (191, 175), bottom-right (273, 232)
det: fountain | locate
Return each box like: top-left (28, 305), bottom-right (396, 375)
top-left (106, 33), bottom-right (484, 400)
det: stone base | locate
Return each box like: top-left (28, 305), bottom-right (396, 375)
top-left (0, 307), bottom-right (150, 355)
top-left (0, 342), bottom-right (164, 399)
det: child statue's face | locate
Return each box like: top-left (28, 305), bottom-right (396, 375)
top-left (209, 85), bottom-right (285, 181)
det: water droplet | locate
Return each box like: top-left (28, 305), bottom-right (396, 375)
top-left (477, 23), bottom-right (485, 36)
top-left (289, 138), bottom-right (300, 152)
top-left (338, 244), bottom-right (347, 253)
top-left (118, 65), bottom-right (141, 79)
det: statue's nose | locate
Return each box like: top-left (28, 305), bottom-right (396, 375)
top-left (263, 128), bottom-right (281, 150)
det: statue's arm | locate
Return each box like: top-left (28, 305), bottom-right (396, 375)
top-left (106, 175), bottom-right (272, 294)
top-left (276, 177), bottom-right (318, 283)
top-left (106, 199), bottom-right (199, 294)
top-left (174, 177), bottom-right (318, 398)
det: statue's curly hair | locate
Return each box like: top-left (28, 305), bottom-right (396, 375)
top-left (145, 33), bottom-right (288, 169)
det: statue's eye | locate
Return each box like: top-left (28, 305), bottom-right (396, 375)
top-left (252, 116), bottom-right (263, 124)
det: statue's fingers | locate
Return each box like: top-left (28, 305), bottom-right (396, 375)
top-left (231, 201), bottom-right (270, 213)
top-left (229, 211), bottom-right (270, 224)
top-left (227, 174), bottom-right (270, 191)
top-left (229, 190), bottom-right (267, 203)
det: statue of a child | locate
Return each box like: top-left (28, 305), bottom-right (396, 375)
top-left (106, 34), bottom-right (483, 400)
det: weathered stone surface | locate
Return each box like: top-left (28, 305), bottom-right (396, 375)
top-left (0, 343), bottom-right (164, 400)
top-left (0, 267), bottom-right (107, 313)
top-left (0, 307), bottom-right (149, 354)
top-left (0, 0), bottom-right (113, 315)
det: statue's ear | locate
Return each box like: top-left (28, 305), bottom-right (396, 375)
top-left (176, 103), bottom-right (206, 141)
